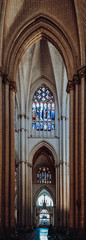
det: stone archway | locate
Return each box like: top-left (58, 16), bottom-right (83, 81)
top-left (3, 13), bottom-right (77, 82)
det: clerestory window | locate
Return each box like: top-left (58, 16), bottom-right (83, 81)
top-left (32, 84), bottom-right (55, 131)
top-left (37, 166), bottom-right (51, 184)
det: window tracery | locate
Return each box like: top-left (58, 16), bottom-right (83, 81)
top-left (37, 166), bottom-right (52, 184)
top-left (32, 85), bottom-right (55, 132)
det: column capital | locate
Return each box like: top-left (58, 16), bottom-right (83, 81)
top-left (0, 67), bottom-right (3, 78)
top-left (78, 66), bottom-right (86, 79)
top-left (17, 114), bottom-right (29, 120)
top-left (73, 74), bottom-right (79, 86)
top-left (55, 164), bottom-right (60, 168)
top-left (10, 81), bottom-right (17, 92)
top-left (2, 74), bottom-right (10, 85)
top-left (27, 163), bottom-right (33, 168)
top-left (66, 80), bottom-right (74, 93)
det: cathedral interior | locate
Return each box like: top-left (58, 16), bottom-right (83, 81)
top-left (0, 0), bottom-right (86, 239)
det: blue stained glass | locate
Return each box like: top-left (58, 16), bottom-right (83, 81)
top-left (44, 103), bottom-right (47, 120)
top-left (44, 122), bottom-right (47, 131)
top-left (46, 95), bottom-right (49, 100)
top-left (32, 85), bottom-right (55, 132)
top-left (36, 102), bottom-right (40, 120)
top-left (40, 122), bottom-right (43, 130)
top-left (48, 122), bottom-right (51, 131)
top-left (42, 92), bottom-right (45, 96)
top-left (48, 103), bottom-right (51, 119)
top-left (38, 90), bottom-right (41, 94)
top-left (52, 122), bottom-right (55, 130)
top-left (42, 97), bottom-right (45, 102)
top-left (42, 87), bottom-right (45, 92)
top-left (46, 90), bottom-right (49, 94)
top-left (40, 103), bottom-right (43, 120)
top-left (51, 103), bottom-right (55, 120)
top-left (32, 122), bottom-right (36, 129)
top-left (32, 103), bottom-right (36, 120)
top-left (36, 122), bottom-right (40, 130)
top-left (38, 95), bottom-right (41, 100)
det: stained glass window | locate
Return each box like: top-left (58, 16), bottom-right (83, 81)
top-left (32, 85), bottom-right (55, 131)
top-left (37, 167), bottom-right (52, 184)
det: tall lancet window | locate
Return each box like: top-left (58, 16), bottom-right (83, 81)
top-left (32, 84), bottom-right (55, 131)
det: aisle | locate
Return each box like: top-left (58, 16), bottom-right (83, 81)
top-left (24, 228), bottom-right (48, 240)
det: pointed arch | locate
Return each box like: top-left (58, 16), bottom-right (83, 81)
top-left (33, 185), bottom-right (55, 205)
top-left (29, 140), bottom-right (58, 165)
top-left (3, 13), bottom-right (78, 82)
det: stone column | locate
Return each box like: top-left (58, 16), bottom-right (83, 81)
top-left (67, 81), bottom-right (75, 229)
top-left (0, 69), bottom-right (3, 227)
top-left (62, 116), bottom-right (66, 227)
top-left (28, 164), bottom-right (32, 229)
top-left (78, 67), bottom-right (85, 229)
top-left (65, 114), bottom-right (69, 227)
top-left (59, 162), bottom-right (63, 227)
top-left (55, 164), bottom-right (60, 227)
top-left (3, 74), bottom-right (10, 227)
top-left (17, 114), bottom-right (26, 227)
top-left (9, 81), bottom-right (16, 227)
top-left (74, 75), bottom-right (79, 229)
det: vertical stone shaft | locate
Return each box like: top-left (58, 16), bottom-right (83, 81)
top-left (56, 166), bottom-right (58, 227)
top-left (65, 116), bottom-right (69, 226)
top-left (28, 165), bottom-right (32, 229)
top-left (56, 165), bottom-right (60, 227)
top-left (20, 116), bottom-right (26, 226)
top-left (60, 163), bottom-right (62, 226)
top-left (26, 163), bottom-right (29, 226)
top-left (79, 70), bottom-right (85, 229)
top-left (0, 73), bottom-right (2, 227)
top-left (74, 77), bottom-right (79, 228)
top-left (9, 83), bottom-right (15, 227)
top-left (62, 117), bottom-right (66, 227)
top-left (4, 78), bottom-right (10, 227)
top-left (69, 84), bottom-right (74, 229)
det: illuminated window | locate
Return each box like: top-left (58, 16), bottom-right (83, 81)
top-left (40, 209), bottom-right (50, 224)
top-left (37, 167), bottom-right (51, 184)
top-left (32, 85), bottom-right (55, 131)
top-left (37, 195), bottom-right (53, 207)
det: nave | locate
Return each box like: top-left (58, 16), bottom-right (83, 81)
top-left (19, 228), bottom-right (66, 240)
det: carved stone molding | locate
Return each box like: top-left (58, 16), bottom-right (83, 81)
top-left (17, 114), bottom-right (29, 120)
top-left (0, 67), bottom-right (3, 78)
top-left (73, 74), bottom-right (79, 85)
top-left (66, 80), bottom-right (74, 93)
top-left (15, 128), bottom-right (29, 133)
top-left (55, 164), bottom-right (60, 168)
top-left (27, 163), bottom-right (33, 168)
top-left (2, 74), bottom-right (10, 85)
top-left (78, 66), bottom-right (86, 80)
top-left (61, 115), bottom-right (66, 120)
top-left (10, 81), bottom-right (17, 92)
top-left (55, 162), bottom-right (69, 168)
top-left (18, 161), bottom-right (27, 164)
